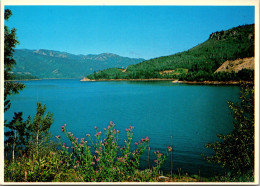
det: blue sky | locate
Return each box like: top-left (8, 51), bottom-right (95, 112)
top-left (5, 6), bottom-right (255, 59)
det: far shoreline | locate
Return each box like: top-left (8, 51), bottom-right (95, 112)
top-left (80, 77), bottom-right (244, 85)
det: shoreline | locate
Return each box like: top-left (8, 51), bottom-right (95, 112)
top-left (5, 78), bottom-right (80, 82)
top-left (80, 77), bottom-right (243, 85)
top-left (80, 77), bottom-right (177, 82)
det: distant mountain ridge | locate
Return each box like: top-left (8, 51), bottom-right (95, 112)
top-left (12, 49), bottom-right (145, 79)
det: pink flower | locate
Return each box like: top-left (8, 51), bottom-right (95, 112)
top-left (95, 131), bottom-right (102, 136)
top-left (144, 136), bottom-right (149, 141)
top-left (154, 160), bottom-right (157, 163)
top-left (134, 142), bottom-right (138, 145)
top-left (61, 126), bottom-right (64, 129)
top-left (56, 135), bottom-right (61, 139)
top-left (66, 146), bottom-right (69, 149)
top-left (104, 128), bottom-right (106, 131)
top-left (92, 162), bottom-right (95, 165)
top-left (96, 158), bottom-right (100, 162)
top-left (94, 126), bottom-right (98, 130)
top-left (167, 146), bottom-right (173, 152)
top-left (110, 121), bottom-right (113, 126)
top-left (64, 124), bottom-right (67, 127)
top-left (125, 128), bottom-right (129, 132)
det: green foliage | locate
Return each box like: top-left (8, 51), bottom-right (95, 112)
top-left (4, 9), bottom-right (25, 112)
top-left (5, 112), bottom-right (29, 160)
top-left (87, 24), bottom-right (254, 81)
top-left (27, 103), bottom-right (54, 157)
top-left (5, 103), bottom-right (54, 161)
top-left (57, 122), bottom-right (170, 182)
top-left (205, 82), bottom-right (254, 176)
top-left (5, 122), bottom-right (170, 182)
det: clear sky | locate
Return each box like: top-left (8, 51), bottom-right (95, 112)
top-left (5, 6), bottom-right (255, 59)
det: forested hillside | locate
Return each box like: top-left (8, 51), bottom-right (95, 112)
top-left (86, 24), bottom-right (254, 81)
top-left (12, 49), bottom-right (144, 79)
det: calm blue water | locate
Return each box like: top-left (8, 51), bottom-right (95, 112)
top-left (5, 79), bottom-right (240, 177)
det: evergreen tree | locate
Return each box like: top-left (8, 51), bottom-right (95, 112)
top-left (4, 9), bottom-right (25, 112)
top-left (4, 112), bottom-right (29, 161)
top-left (27, 103), bottom-right (54, 158)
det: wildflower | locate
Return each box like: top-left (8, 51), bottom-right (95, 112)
top-left (64, 124), bottom-right (67, 127)
top-left (167, 146), bottom-right (173, 152)
top-left (76, 160), bottom-right (79, 163)
top-left (61, 126), bottom-right (64, 129)
top-left (141, 138), bottom-right (144, 142)
top-left (66, 146), bottom-right (69, 149)
top-left (125, 128), bottom-right (129, 132)
top-left (76, 138), bottom-right (78, 141)
top-left (117, 130), bottom-right (119, 133)
top-left (72, 142), bottom-right (74, 144)
top-left (94, 126), bottom-right (98, 130)
top-left (144, 136), bottom-right (149, 141)
top-left (95, 131), bottom-right (102, 136)
top-left (154, 160), bottom-right (157, 163)
top-left (96, 158), bottom-right (100, 162)
top-left (86, 134), bottom-right (90, 137)
top-left (56, 135), bottom-right (61, 139)
top-left (110, 121), bottom-right (113, 126)
top-left (61, 129), bottom-right (64, 132)
top-left (108, 126), bottom-right (111, 129)
top-left (79, 144), bottom-right (83, 147)
top-left (92, 162), bottom-right (95, 165)
top-left (134, 142), bottom-right (138, 145)
top-left (104, 128), bottom-right (106, 131)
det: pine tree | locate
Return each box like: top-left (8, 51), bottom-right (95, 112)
top-left (4, 112), bottom-right (29, 161)
top-left (4, 9), bottom-right (25, 112)
top-left (27, 103), bottom-right (54, 158)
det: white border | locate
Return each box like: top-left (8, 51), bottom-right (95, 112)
top-left (0, 0), bottom-right (259, 185)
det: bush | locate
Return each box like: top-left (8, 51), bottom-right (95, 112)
top-left (57, 121), bottom-right (170, 182)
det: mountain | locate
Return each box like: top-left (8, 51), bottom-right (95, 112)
top-left (12, 49), bottom-right (144, 79)
top-left (86, 24), bottom-right (254, 81)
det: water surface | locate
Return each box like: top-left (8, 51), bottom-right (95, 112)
top-left (5, 79), bottom-right (240, 177)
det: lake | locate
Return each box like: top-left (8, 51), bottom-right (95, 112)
top-left (5, 79), bottom-right (240, 177)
